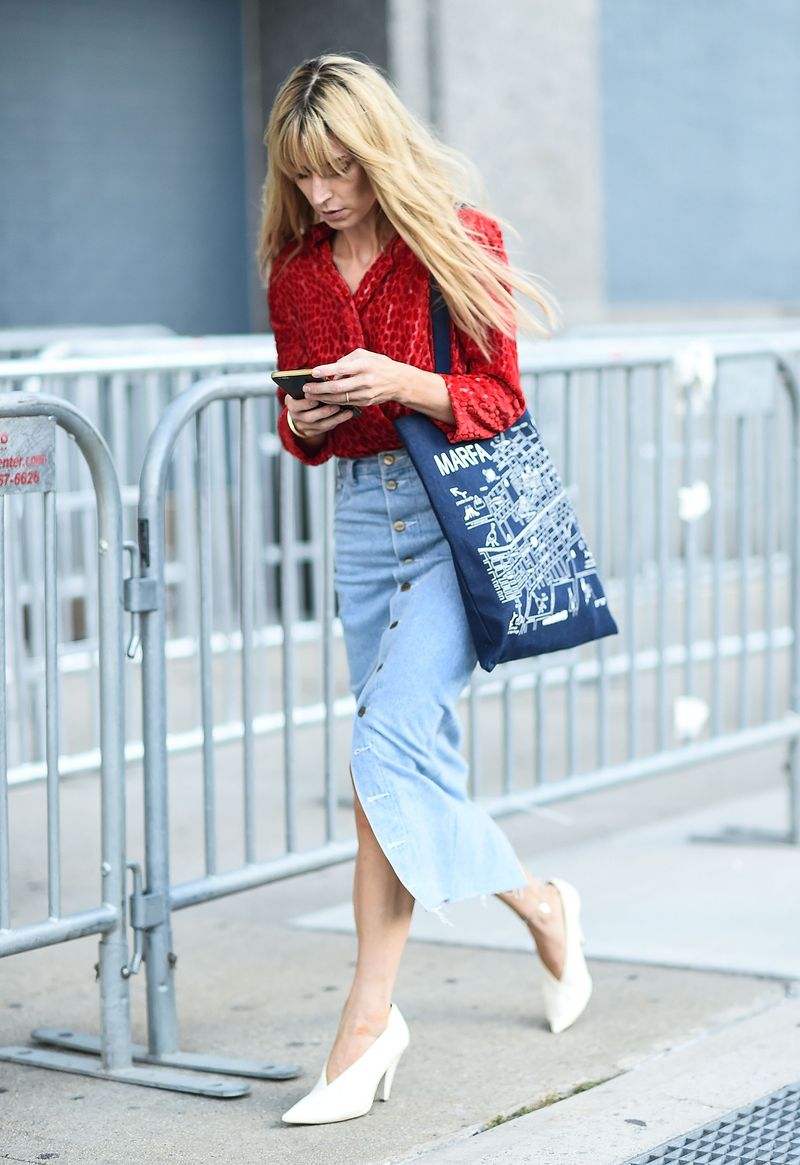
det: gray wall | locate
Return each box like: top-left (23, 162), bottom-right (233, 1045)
top-left (4, 0), bottom-right (797, 333)
top-left (0, 0), bottom-right (249, 333)
top-left (390, 0), bottom-right (605, 326)
top-left (601, 0), bottom-right (800, 307)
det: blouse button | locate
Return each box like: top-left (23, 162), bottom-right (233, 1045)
top-left (400, 581), bottom-right (411, 592)
top-left (386, 480), bottom-right (398, 491)
top-left (393, 520), bottom-right (406, 532)
top-left (383, 454), bottom-right (396, 466)
top-left (357, 705), bottom-right (367, 717)
top-left (403, 556), bottom-right (414, 565)
top-left (389, 621), bottom-right (399, 629)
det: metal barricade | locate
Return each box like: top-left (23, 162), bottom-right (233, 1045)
top-left (2, 337), bottom-right (798, 1094)
top-left (4, 332), bottom-right (800, 807)
top-left (0, 393), bottom-right (242, 1094)
top-left (67, 341), bottom-right (797, 1088)
top-left (21, 375), bottom-right (306, 1088)
top-left (0, 325), bottom-right (174, 360)
top-left (490, 342), bottom-right (800, 846)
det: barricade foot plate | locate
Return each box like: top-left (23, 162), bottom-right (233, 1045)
top-left (0, 1045), bottom-right (250, 1097)
top-left (690, 824), bottom-right (798, 847)
top-left (31, 1027), bottom-right (302, 1080)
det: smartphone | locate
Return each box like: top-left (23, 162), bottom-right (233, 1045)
top-left (270, 368), bottom-right (362, 416)
top-left (270, 369), bottom-right (323, 399)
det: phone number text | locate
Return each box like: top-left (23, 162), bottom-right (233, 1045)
top-left (0, 470), bottom-right (41, 487)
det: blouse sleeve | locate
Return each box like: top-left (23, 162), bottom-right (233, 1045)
top-left (268, 262), bottom-right (334, 467)
top-left (436, 212), bottom-right (526, 444)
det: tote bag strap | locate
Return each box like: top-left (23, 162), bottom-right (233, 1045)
top-left (429, 278), bottom-right (452, 376)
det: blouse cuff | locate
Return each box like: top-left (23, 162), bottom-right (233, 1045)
top-left (436, 374), bottom-right (526, 443)
top-left (278, 410), bottom-right (333, 466)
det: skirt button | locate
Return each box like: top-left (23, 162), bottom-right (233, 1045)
top-left (383, 453), bottom-right (396, 466)
top-left (393, 520), bottom-right (406, 532)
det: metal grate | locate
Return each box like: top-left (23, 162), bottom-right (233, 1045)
top-left (621, 1083), bottom-right (800, 1164)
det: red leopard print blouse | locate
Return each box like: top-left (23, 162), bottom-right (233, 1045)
top-left (268, 207), bottom-right (525, 466)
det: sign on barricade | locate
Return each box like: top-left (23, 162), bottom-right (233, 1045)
top-left (0, 416), bottom-right (55, 493)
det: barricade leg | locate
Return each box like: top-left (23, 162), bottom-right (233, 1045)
top-left (0, 395), bottom-right (249, 1096)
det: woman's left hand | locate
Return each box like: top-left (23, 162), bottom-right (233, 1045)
top-left (307, 349), bottom-right (410, 410)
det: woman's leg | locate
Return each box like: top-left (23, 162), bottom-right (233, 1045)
top-left (325, 779), bottom-right (414, 1083)
top-left (497, 868), bottom-right (567, 979)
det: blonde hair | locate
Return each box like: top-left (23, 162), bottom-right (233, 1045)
top-left (259, 54), bottom-right (557, 356)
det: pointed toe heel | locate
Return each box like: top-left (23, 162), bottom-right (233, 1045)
top-left (540, 878), bottom-right (592, 1034)
top-left (281, 1003), bottom-right (410, 1125)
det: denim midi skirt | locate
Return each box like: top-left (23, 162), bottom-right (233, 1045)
top-left (334, 448), bottom-right (526, 912)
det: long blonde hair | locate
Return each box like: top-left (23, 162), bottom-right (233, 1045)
top-left (259, 54), bottom-right (557, 356)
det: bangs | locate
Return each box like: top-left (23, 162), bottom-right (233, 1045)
top-left (273, 110), bottom-right (353, 178)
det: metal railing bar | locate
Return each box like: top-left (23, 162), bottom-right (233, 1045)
top-left (0, 905), bottom-right (119, 957)
top-left (564, 371), bottom-right (578, 776)
top-left (764, 405), bottom-right (777, 722)
top-left (467, 679), bottom-right (479, 797)
top-left (44, 490), bottom-right (61, 919)
top-left (595, 371), bottom-right (609, 768)
top-left (711, 384), bottom-right (724, 734)
top-left (322, 459), bottom-right (338, 842)
top-left (656, 365), bottom-right (669, 749)
top-left (0, 497), bottom-right (9, 929)
top-left (682, 377), bottom-right (696, 704)
top-left (279, 448), bottom-right (298, 852)
top-left (239, 400), bottom-right (257, 864)
top-left (737, 416), bottom-right (750, 727)
top-left (195, 410), bottom-right (217, 875)
top-left (625, 368), bottom-right (638, 759)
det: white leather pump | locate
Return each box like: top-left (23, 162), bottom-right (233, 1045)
top-left (540, 878), bottom-right (592, 1034)
top-left (281, 1003), bottom-right (410, 1125)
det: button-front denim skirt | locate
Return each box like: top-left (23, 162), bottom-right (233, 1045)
top-left (334, 448), bottom-right (526, 911)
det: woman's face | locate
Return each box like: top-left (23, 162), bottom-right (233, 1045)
top-left (292, 137), bottom-right (377, 231)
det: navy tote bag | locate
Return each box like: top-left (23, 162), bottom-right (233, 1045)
top-left (393, 283), bottom-right (618, 672)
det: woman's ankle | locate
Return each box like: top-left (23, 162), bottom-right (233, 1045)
top-left (499, 876), bottom-right (560, 933)
top-left (340, 993), bottom-right (392, 1033)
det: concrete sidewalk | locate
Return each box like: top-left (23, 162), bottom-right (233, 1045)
top-left (406, 997), bottom-right (800, 1164)
top-left (1, 747), bottom-right (798, 1165)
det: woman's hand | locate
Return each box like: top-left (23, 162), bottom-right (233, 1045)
top-left (308, 348), bottom-right (455, 424)
top-left (284, 393), bottom-right (353, 446)
top-left (308, 349), bottom-right (407, 409)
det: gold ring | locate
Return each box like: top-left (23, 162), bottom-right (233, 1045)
top-left (345, 391), bottom-right (351, 404)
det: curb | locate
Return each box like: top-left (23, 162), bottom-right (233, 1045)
top-left (395, 992), bottom-right (800, 1165)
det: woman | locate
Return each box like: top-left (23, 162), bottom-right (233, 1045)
top-left (260, 54), bottom-right (592, 1126)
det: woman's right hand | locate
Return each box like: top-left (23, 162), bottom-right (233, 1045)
top-left (285, 395), bottom-right (354, 446)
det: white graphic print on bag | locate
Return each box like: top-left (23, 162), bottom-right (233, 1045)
top-left (440, 418), bottom-right (609, 637)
